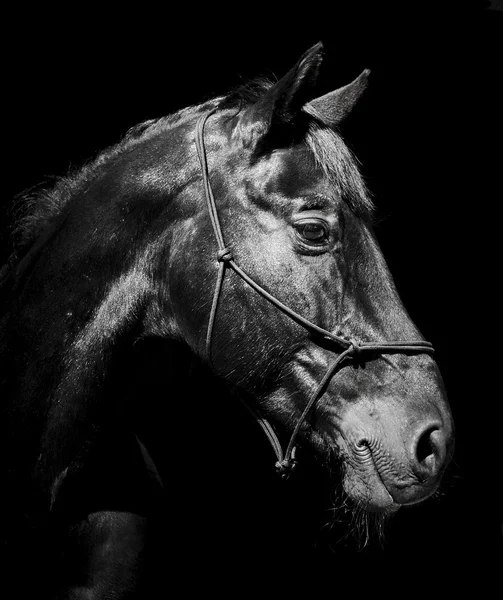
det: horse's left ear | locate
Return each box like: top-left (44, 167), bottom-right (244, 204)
top-left (239, 42), bottom-right (324, 146)
top-left (308, 69), bottom-right (371, 126)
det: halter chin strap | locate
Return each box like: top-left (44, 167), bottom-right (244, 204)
top-left (195, 110), bottom-right (434, 478)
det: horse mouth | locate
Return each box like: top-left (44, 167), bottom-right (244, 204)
top-left (349, 439), bottom-right (440, 511)
top-left (343, 441), bottom-right (404, 513)
top-left (366, 454), bottom-right (403, 513)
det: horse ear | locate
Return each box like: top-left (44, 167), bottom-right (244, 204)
top-left (308, 69), bottom-right (370, 126)
top-left (240, 42), bottom-right (324, 146)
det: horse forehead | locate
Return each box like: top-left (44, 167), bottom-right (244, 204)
top-left (246, 146), bottom-right (327, 198)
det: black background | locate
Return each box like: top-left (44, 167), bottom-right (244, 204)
top-left (2, 1), bottom-right (501, 595)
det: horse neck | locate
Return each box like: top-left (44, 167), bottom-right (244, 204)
top-left (1, 126), bottom-right (196, 499)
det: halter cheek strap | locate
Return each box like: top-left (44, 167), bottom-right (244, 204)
top-left (195, 110), bottom-right (434, 478)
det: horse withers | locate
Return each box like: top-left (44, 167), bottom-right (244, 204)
top-left (1, 42), bottom-right (453, 597)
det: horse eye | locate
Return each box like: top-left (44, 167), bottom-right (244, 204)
top-left (297, 222), bottom-right (328, 243)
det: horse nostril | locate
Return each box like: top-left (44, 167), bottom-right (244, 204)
top-left (412, 425), bottom-right (446, 481)
top-left (416, 427), bottom-right (436, 464)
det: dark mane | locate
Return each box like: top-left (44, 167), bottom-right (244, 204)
top-left (9, 105), bottom-right (207, 258)
top-left (8, 76), bottom-right (373, 264)
top-left (219, 76), bottom-right (276, 109)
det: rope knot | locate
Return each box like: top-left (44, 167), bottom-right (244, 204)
top-left (217, 248), bottom-right (233, 262)
top-left (275, 458), bottom-right (297, 479)
top-left (349, 343), bottom-right (363, 358)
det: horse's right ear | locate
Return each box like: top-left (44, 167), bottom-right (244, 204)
top-left (307, 69), bottom-right (370, 126)
top-left (238, 42), bottom-right (324, 149)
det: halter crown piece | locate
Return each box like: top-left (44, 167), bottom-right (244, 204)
top-left (195, 110), bottom-right (434, 479)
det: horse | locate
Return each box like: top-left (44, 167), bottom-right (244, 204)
top-left (1, 42), bottom-right (454, 598)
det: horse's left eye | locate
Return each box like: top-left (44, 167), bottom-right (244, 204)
top-left (296, 222), bottom-right (328, 243)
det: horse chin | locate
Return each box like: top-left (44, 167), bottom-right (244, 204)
top-left (336, 442), bottom-right (403, 514)
top-left (342, 466), bottom-right (402, 514)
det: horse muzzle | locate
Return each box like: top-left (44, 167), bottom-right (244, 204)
top-left (334, 396), bottom-right (454, 511)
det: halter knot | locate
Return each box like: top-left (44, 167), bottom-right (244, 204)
top-left (275, 458), bottom-right (297, 479)
top-left (349, 343), bottom-right (363, 358)
top-left (217, 248), bottom-right (233, 262)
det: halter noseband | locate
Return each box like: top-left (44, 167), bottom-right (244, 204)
top-left (195, 110), bottom-right (434, 478)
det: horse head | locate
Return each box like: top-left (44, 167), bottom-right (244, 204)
top-left (156, 43), bottom-right (454, 512)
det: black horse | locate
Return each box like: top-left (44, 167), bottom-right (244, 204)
top-left (1, 43), bottom-right (454, 598)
